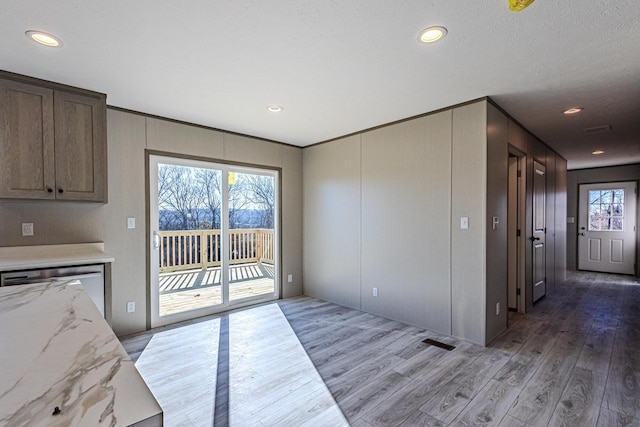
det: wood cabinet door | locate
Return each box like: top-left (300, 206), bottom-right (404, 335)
top-left (53, 91), bottom-right (107, 202)
top-left (0, 79), bottom-right (56, 199)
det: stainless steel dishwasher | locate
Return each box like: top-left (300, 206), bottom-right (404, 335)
top-left (0, 264), bottom-right (105, 317)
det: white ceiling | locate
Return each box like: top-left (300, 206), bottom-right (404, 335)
top-left (2, 0), bottom-right (639, 169)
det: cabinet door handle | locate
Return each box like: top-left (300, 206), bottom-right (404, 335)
top-left (47, 188), bottom-right (53, 193)
top-left (58, 188), bottom-right (64, 194)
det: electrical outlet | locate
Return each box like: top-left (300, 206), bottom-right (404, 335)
top-left (287, 274), bottom-right (293, 283)
top-left (22, 223), bottom-right (34, 236)
top-left (127, 217), bottom-right (136, 229)
top-left (496, 302), bottom-right (500, 315)
top-left (373, 287), bottom-right (378, 297)
top-left (127, 301), bottom-right (135, 313)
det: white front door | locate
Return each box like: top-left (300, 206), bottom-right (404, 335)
top-left (578, 181), bottom-right (637, 275)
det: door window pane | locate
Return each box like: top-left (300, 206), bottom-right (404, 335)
top-left (588, 189), bottom-right (624, 231)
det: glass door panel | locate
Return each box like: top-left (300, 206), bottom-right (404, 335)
top-left (156, 160), bottom-right (224, 317)
top-left (228, 171), bottom-right (276, 302)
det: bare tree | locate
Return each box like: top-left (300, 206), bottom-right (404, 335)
top-left (158, 165), bottom-right (205, 230)
top-left (243, 174), bottom-right (275, 229)
top-left (195, 168), bottom-right (222, 229)
top-left (157, 166), bottom-right (275, 230)
top-left (228, 174), bottom-right (249, 229)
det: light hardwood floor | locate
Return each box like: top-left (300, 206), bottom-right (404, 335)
top-left (121, 272), bottom-right (640, 426)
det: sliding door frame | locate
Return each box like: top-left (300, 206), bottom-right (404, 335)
top-left (145, 150), bottom-right (282, 329)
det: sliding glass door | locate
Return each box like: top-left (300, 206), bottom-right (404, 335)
top-left (149, 154), bottom-right (279, 327)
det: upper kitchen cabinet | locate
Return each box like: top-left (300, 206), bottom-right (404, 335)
top-left (0, 72), bottom-right (107, 202)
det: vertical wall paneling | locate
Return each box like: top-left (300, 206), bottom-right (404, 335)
top-left (452, 102), bottom-right (487, 344)
top-left (103, 110), bottom-right (147, 334)
top-left (507, 120), bottom-right (528, 154)
top-left (530, 136), bottom-right (547, 165)
top-left (361, 112), bottom-right (452, 333)
top-left (303, 135), bottom-right (362, 309)
top-left (145, 117), bottom-right (224, 158)
top-left (566, 171), bottom-right (579, 270)
top-left (223, 133), bottom-right (281, 168)
top-left (554, 156), bottom-right (567, 284)
top-left (485, 104), bottom-right (509, 342)
top-left (545, 149), bottom-right (557, 292)
top-left (508, 120), bottom-right (534, 309)
top-left (280, 145), bottom-right (303, 297)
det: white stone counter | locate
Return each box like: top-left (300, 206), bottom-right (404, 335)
top-left (0, 281), bottom-right (162, 426)
top-left (0, 243), bottom-right (115, 272)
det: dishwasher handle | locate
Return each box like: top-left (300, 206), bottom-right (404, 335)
top-left (51, 272), bottom-right (103, 281)
top-left (2, 272), bottom-right (102, 286)
top-left (3, 277), bottom-right (51, 286)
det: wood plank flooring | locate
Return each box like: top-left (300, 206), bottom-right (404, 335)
top-left (121, 271), bottom-right (640, 426)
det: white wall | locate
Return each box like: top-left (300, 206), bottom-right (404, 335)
top-left (451, 103), bottom-right (487, 344)
top-left (303, 102), bottom-right (488, 343)
top-left (303, 135), bottom-right (362, 308)
top-left (103, 111), bottom-right (148, 332)
top-left (361, 112), bottom-right (453, 333)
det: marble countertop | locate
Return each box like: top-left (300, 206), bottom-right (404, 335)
top-left (0, 281), bottom-right (162, 426)
top-left (0, 243), bottom-right (114, 272)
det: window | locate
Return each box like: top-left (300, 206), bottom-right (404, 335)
top-left (588, 189), bottom-right (624, 231)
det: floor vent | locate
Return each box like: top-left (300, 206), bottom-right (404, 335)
top-left (422, 338), bottom-right (455, 351)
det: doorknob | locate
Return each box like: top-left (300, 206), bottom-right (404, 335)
top-left (578, 232), bottom-right (585, 236)
top-left (529, 236), bottom-right (540, 242)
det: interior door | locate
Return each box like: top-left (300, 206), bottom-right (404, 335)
top-left (507, 153), bottom-right (526, 313)
top-left (532, 161), bottom-right (546, 303)
top-left (578, 182), bottom-right (637, 274)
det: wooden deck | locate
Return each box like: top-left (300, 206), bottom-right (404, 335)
top-left (159, 263), bottom-right (275, 316)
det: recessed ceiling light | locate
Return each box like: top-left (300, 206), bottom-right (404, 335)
top-left (592, 150), bottom-right (605, 155)
top-left (266, 105), bottom-right (283, 112)
top-left (418, 26), bottom-right (447, 44)
top-left (25, 30), bottom-right (62, 47)
top-left (563, 107), bottom-right (583, 115)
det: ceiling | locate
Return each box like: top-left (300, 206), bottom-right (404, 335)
top-left (2, 0), bottom-right (639, 170)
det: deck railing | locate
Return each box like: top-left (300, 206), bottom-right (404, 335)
top-left (158, 229), bottom-right (274, 273)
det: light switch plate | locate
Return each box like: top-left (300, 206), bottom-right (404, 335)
top-left (127, 217), bottom-right (136, 229)
top-left (460, 217), bottom-right (469, 230)
top-left (127, 301), bottom-right (135, 313)
top-left (287, 274), bottom-right (293, 283)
